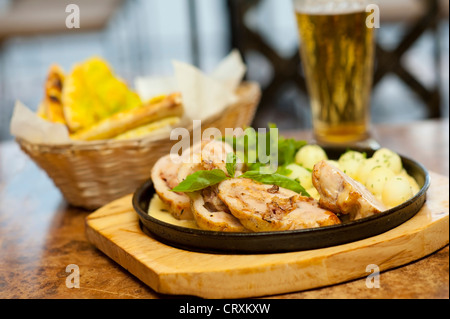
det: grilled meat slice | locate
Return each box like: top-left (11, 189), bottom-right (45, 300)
top-left (151, 154), bottom-right (193, 220)
top-left (190, 186), bottom-right (247, 232)
top-left (312, 160), bottom-right (387, 221)
top-left (218, 178), bottom-right (340, 232)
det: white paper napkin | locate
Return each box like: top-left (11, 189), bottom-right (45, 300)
top-left (10, 101), bottom-right (72, 144)
top-left (136, 49), bottom-right (246, 121)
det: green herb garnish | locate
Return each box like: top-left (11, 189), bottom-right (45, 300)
top-left (172, 169), bottom-right (310, 197)
top-left (171, 169), bottom-right (228, 192)
top-left (226, 152), bottom-right (237, 177)
top-left (172, 125), bottom-right (311, 196)
top-left (239, 171), bottom-right (310, 196)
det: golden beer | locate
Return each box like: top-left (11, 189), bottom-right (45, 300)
top-left (295, 4), bottom-right (375, 145)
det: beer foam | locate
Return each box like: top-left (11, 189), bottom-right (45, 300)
top-left (295, 0), bottom-right (367, 15)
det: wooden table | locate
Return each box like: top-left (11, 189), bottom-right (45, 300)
top-left (0, 119), bottom-right (448, 299)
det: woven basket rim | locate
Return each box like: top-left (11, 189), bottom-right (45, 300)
top-left (17, 81), bottom-right (261, 152)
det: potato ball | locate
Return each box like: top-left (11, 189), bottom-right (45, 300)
top-left (382, 176), bottom-right (413, 208)
top-left (407, 175), bottom-right (420, 195)
top-left (373, 148), bottom-right (403, 174)
top-left (338, 151), bottom-right (366, 179)
top-left (356, 158), bottom-right (380, 184)
top-left (295, 145), bottom-right (328, 170)
top-left (307, 187), bottom-right (320, 200)
top-left (365, 166), bottom-right (395, 197)
top-left (285, 163), bottom-right (313, 189)
top-left (325, 160), bottom-right (341, 169)
top-left (398, 169), bottom-right (420, 195)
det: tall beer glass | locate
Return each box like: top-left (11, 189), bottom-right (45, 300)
top-left (294, 0), bottom-right (376, 146)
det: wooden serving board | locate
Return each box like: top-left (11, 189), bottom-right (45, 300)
top-left (85, 172), bottom-right (449, 299)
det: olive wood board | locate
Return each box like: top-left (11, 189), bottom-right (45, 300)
top-left (85, 171), bottom-right (449, 299)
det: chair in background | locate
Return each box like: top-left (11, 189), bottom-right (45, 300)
top-left (374, 0), bottom-right (444, 118)
top-left (227, 0), bottom-right (308, 128)
top-left (226, 0), bottom-right (447, 127)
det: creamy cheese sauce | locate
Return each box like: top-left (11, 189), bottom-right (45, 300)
top-left (147, 194), bottom-right (199, 229)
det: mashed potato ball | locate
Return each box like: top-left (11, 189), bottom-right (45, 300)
top-left (338, 151), bottom-right (366, 179)
top-left (356, 158), bottom-right (379, 184)
top-left (295, 145), bottom-right (328, 170)
top-left (373, 148), bottom-right (403, 174)
top-left (285, 163), bottom-right (313, 189)
top-left (398, 169), bottom-right (421, 195)
top-left (382, 176), bottom-right (413, 208)
top-left (307, 187), bottom-right (320, 200)
top-left (325, 160), bottom-right (341, 169)
top-left (365, 166), bottom-right (395, 197)
top-left (407, 175), bottom-right (420, 195)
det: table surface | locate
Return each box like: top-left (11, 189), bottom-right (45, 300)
top-left (0, 118), bottom-right (448, 299)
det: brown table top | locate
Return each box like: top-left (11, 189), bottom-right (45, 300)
top-left (0, 118), bottom-right (448, 299)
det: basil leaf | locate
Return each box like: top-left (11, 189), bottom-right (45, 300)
top-left (172, 169), bottom-right (229, 192)
top-left (239, 171), bottom-right (310, 197)
top-left (226, 152), bottom-right (237, 177)
top-left (276, 165), bottom-right (293, 176)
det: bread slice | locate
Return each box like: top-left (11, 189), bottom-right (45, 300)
top-left (37, 64), bottom-right (67, 124)
top-left (113, 116), bottom-right (180, 140)
top-left (70, 93), bottom-right (183, 141)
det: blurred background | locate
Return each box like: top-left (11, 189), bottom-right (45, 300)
top-left (0, 0), bottom-right (448, 141)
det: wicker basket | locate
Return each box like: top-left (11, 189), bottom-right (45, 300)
top-left (17, 82), bottom-right (261, 210)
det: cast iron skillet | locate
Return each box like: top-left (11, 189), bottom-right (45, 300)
top-left (132, 147), bottom-right (430, 254)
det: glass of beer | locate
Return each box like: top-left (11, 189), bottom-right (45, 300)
top-left (293, 0), bottom-right (377, 147)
